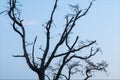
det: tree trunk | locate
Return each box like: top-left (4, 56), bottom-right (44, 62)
top-left (37, 72), bottom-right (45, 80)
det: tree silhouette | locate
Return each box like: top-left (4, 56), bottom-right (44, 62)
top-left (6, 0), bottom-right (108, 80)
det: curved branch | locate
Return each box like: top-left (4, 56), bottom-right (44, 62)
top-left (8, 0), bottom-right (38, 72)
top-left (45, 74), bottom-right (50, 80)
top-left (12, 22), bottom-right (23, 37)
top-left (60, 74), bottom-right (68, 80)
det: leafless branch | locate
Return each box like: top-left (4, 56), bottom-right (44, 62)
top-left (60, 74), bottom-right (68, 80)
top-left (45, 74), bottom-right (50, 80)
top-left (77, 0), bottom-right (95, 19)
top-left (54, 40), bottom-right (96, 58)
top-left (40, 0), bottom-right (59, 72)
top-left (13, 55), bottom-right (24, 57)
top-left (72, 40), bottom-right (96, 52)
top-left (66, 61), bottom-right (81, 80)
top-left (0, 10), bottom-right (7, 15)
top-left (84, 60), bottom-right (108, 80)
top-left (66, 47), bottom-right (99, 62)
top-left (8, 0), bottom-right (38, 72)
top-left (39, 46), bottom-right (45, 52)
top-left (32, 36), bottom-right (37, 67)
top-left (12, 22), bottom-right (23, 37)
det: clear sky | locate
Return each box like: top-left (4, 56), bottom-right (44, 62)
top-left (0, 0), bottom-right (120, 79)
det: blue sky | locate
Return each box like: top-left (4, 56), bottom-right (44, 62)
top-left (0, 0), bottom-right (120, 79)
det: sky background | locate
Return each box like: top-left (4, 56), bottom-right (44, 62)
top-left (0, 0), bottom-right (120, 79)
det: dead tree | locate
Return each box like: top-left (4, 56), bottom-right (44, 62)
top-left (7, 0), bottom-right (108, 80)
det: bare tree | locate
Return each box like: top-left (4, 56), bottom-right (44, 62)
top-left (6, 0), bottom-right (108, 80)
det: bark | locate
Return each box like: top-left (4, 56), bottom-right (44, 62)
top-left (37, 72), bottom-right (45, 80)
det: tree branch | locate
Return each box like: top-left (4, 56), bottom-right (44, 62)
top-left (12, 22), bottom-right (23, 37)
top-left (32, 36), bottom-right (37, 67)
top-left (60, 74), bottom-right (68, 80)
top-left (54, 40), bottom-right (96, 58)
top-left (45, 74), bottom-right (50, 80)
top-left (0, 10), bottom-right (7, 15)
top-left (72, 40), bottom-right (96, 52)
top-left (46, 0), bottom-right (58, 29)
top-left (77, 0), bottom-right (94, 19)
top-left (71, 36), bottom-right (79, 49)
top-left (66, 48), bottom-right (99, 62)
top-left (41, 0), bottom-right (58, 70)
top-left (65, 34), bottom-right (71, 50)
top-left (13, 55), bottom-right (24, 57)
top-left (84, 60), bottom-right (108, 80)
top-left (8, 0), bottom-right (38, 72)
top-left (84, 69), bottom-right (92, 80)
